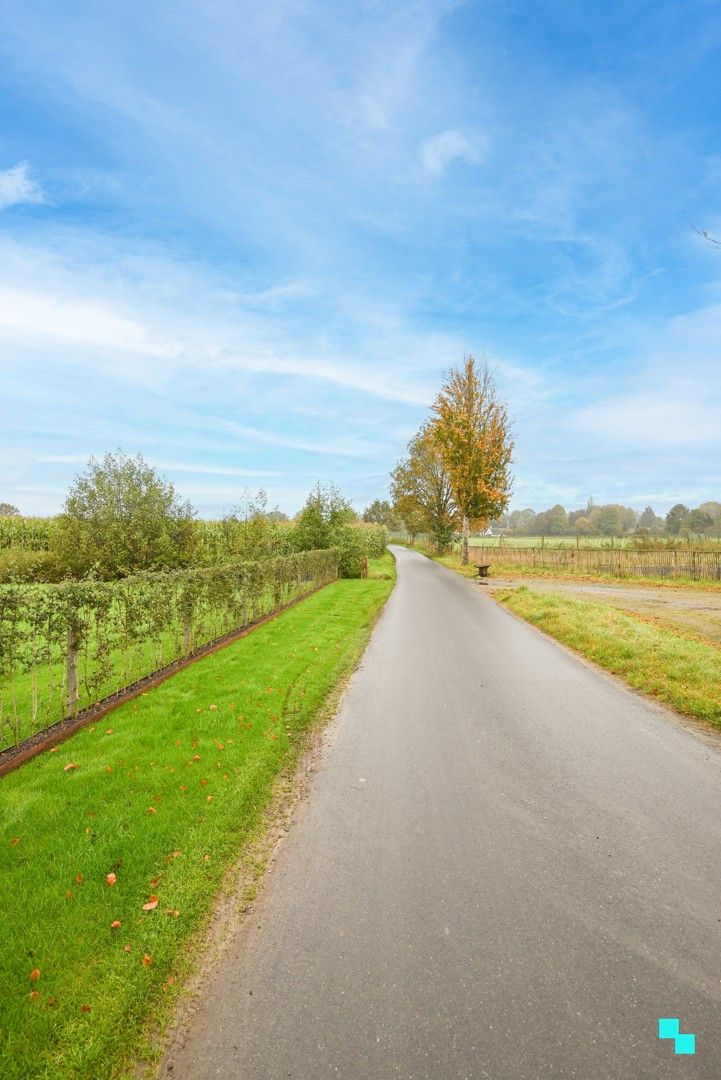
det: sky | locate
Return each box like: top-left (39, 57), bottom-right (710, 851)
top-left (0, 0), bottom-right (720, 518)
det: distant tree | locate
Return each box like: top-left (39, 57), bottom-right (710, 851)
top-left (363, 499), bottom-right (400, 529)
top-left (266, 509), bottom-right (289, 523)
top-left (638, 506), bottom-right (658, 529)
top-left (547, 504), bottom-right (568, 535)
top-left (574, 515), bottom-right (596, 537)
top-left (391, 426), bottom-right (458, 549)
top-left (291, 483), bottom-right (367, 577)
top-left (53, 450), bottom-right (196, 578)
top-left (431, 356), bottom-right (513, 563)
top-left (665, 503), bottom-right (690, 536)
top-left (592, 504), bottom-right (624, 537)
top-left (0, 503), bottom-right (20, 517)
top-left (687, 508), bottom-right (713, 535)
top-left (698, 501), bottom-right (721, 535)
top-left (507, 508), bottom-right (535, 534)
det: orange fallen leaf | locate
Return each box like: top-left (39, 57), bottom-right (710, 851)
top-left (66, 889), bottom-right (75, 901)
top-left (123, 944), bottom-right (132, 953)
top-left (110, 920), bottom-right (122, 929)
top-left (30, 968), bottom-right (41, 982)
top-left (10, 837), bottom-right (20, 846)
top-left (147, 807), bottom-right (157, 815)
top-left (209, 704), bottom-right (218, 711)
top-left (150, 876), bottom-right (161, 886)
top-left (105, 766), bottom-right (113, 773)
top-left (75, 873), bottom-right (84, 885)
top-left (192, 754), bottom-right (201, 762)
top-left (46, 996), bottom-right (57, 1007)
top-left (179, 784), bottom-right (188, 792)
top-left (143, 895), bottom-right (159, 911)
top-left (173, 850), bottom-right (182, 858)
top-left (50, 747), bottom-right (59, 753)
top-left (29, 990), bottom-right (40, 1001)
top-left (106, 873), bottom-right (117, 886)
top-left (105, 728), bottom-right (113, 734)
top-left (206, 795), bottom-right (213, 803)
top-left (81, 1003), bottom-right (91, 1013)
top-left (63, 762), bottom-right (78, 772)
top-left (142, 954), bottom-right (153, 966)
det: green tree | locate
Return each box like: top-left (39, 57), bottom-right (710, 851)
top-left (431, 357), bottom-right (513, 563)
top-left (638, 505), bottom-right (658, 529)
top-left (292, 483), bottom-right (366, 576)
top-left (390, 426), bottom-right (458, 550)
top-left (0, 503), bottom-right (20, 517)
top-left (53, 450), bottom-right (196, 578)
top-left (363, 499), bottom-right (400, 529)
top-left (574, 515), bottom-right (596, 537)
top-left (547, 504), bottom-right (568, 535)
top-left (591, 504), bottom-right (623, 537)
top-left (665, 503), bottom-right (690, 536)
top-left (687, 508), bottom-right (713, 535)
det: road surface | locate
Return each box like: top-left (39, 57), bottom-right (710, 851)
top-left (163, 546), bottom-right (721, 1078)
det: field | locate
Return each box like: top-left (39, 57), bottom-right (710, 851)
top-left (0, 553), bottom-right (395, 1080)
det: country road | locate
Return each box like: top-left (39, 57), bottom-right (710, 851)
top-left (163, 545), bottom-right (721, 1079)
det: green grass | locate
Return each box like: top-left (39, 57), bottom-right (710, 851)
top-left (495, 587), bottom-right (721, 727)
top-left (0, 554), bottom-right (395, 1079)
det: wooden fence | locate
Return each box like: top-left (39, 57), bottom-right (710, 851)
top-left (470, 545), bottom-right (721, 581)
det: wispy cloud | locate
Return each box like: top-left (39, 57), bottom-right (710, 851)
top-left (419, 130), bottom-right (487, 176)
top-left (0, 162), bottom-right (43, 210)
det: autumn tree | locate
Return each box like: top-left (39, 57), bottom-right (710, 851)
top-left (390, 425), bottom-right (458, 549)
top-left (431, 357), bottom-right (513, 563)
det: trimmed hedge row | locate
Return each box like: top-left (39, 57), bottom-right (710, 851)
top-left (0, 549), bottom-right (338, 750)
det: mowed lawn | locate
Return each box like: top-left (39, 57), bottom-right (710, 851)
top-left (0, 556), bottom-right (394, 1080)
top-left (495, 587), bottom-right (721, 727)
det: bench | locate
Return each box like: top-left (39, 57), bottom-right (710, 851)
top-left (475, 563), bottom-right (491, 578)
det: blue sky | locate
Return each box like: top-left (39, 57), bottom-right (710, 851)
top-left (1, 0), bottom-right (720, 518)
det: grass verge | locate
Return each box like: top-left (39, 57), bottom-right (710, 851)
top-left (0, 553), bottom-right (395, 1079)
top-left (495, 587), bottom-right (721, 728)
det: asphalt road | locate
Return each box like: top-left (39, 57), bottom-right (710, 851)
top-left (163, 546), bottom-right (721, 1079)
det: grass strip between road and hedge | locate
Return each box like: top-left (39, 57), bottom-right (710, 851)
top-left (0, 553), bottom-right (395, 1080)
top-left (495, 586), bottom-right (721, 728)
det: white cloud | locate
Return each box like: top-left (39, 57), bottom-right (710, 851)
top-left (419, 129), bottom-right (487, 176)
top-left (0, 162), bottom-right (44, 210)
top-left (568, 392), bottom-right (720, 449)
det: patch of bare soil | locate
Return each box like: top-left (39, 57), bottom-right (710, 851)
top-left (486, 577), bottom-right (721, 646)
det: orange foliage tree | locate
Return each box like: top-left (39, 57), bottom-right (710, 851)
top-left (431, 356), bottom-right (513, 563)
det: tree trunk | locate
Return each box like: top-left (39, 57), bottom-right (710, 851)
top-left (462, 515), bottom-right (469, 564)
top-left (66, 624), bottom-right (79, 718)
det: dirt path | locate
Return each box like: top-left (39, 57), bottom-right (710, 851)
top-left (487, 576), bottom-right (721, 644)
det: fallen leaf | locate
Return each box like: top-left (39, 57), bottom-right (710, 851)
top-left (105, 728), bottom-right (113, 735)
top-left (163, 908), bottom-right (180, 918)
top-left (142, 954), bottom-right (153, 966)
top-left (209, 704), bottom-right (218, 711)
top-left (110, 920), bottom-right (122, 929)
top-left (150, 876), bottom-right (161, 886)
top-left (206, 795), bottom-right (214, 803)
top-left (63, 762), bottom-right (78, 772)
top-left (75, 873), bottom-right (84, 885)
top-left (143, 895), bottom-right (159, 911)
top-left (30, 969), bottom-right (41, 982)
top-left (123, 944), bottom-right (132, 953)
top-left (50, 747), bottom-right (58, 753)
top-left (29, 991), bottom-right (40, 1002)
top-left (147, 807), bottom-right (157, 815)
top-left (173, 850), bottom-right (182, 858)
top-left (81, 1003), bottom-right (91, 1013)
top-left (192, 754), bottom-right (201, 762)
top-left (9, 837), bottom-right (20, 846)
top-left (106, 873), bottom-right (117, 886)
top-left (46, 996), bottom-right (57, 1007)
top-left (66, 889), bottom-right (75, 901)
top-left (203, 853), bottom-right (211, 861)
top-left (105, 766), bottom-right (112, 773)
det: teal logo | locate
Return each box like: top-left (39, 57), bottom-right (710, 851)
top-left (658, 1018), bottom-right (696, 1055)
